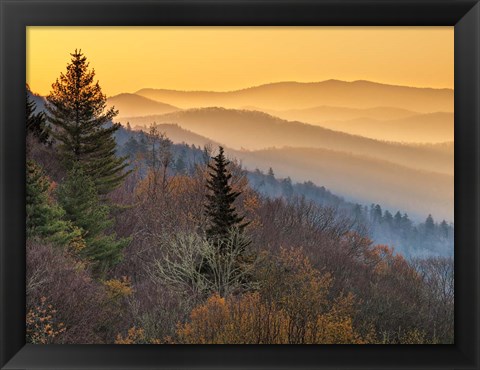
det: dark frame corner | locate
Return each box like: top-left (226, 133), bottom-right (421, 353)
top-left (1, 1), bottom-right (479, 369)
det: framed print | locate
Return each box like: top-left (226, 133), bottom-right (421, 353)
top-left (1, 0), bottom-right (479, 369)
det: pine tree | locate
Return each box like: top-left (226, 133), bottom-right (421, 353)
top-left (266, 167), bottom-right (275, 185)
top-left (440, 220), bottom-right (449, 238)
top-left (26, 86), bottom-right (50, 145)
top-left (57, 165), bottom-right (129, 275)
top-left (26, 160), bottom-right (83, 249)
top-left (383, 210), bottom-right (394, 226)
top-left (394, 211), bottom-right (403, 227)
top-left (425, 214), bottom-right (435, 234)
top-left (281, 177), bottom-right (294, 198)
top-left (204, 146), bottom-right (248, 242)
top-left (353, 204), bottom-right (363, 221)
top-left (45, 50), bottom-right (129, 195)
top-left (373, 204), bottom-right (383, 223)
top-left (401, 213), bottom-right (412, 233)
top-left (202, 147), bottom-right (254, 295)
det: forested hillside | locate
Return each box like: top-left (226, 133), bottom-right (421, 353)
top-left (115, 127), bottom-right (453, 258)
top-left (25, 51), bottom-right (454, 345)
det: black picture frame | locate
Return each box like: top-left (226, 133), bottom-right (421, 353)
top-left (1, 0), bottom-right (479, 369)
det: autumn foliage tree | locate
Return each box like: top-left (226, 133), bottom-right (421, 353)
top-left (177, 249), bottom-right (370, 344)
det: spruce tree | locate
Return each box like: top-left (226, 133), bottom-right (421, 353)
top-left (202, 147), bottom-right (254, 294)
top-left (26, 160), bottom-right (83, 248)
top-left (45, 50), bottom-right (129, 195)
top-left (57, 165), bottom-right (130, 275)
top-left (394, 211), bottom-right (403, 228)
top-left (425, 214), bottom-right (435, 234)
top-left (26, 87), bottom-right (51, 145)
top-left (440, 220), bottom-right (449, 238)
top-left (383, 210), bottom-right (394, 226)
top-left (204, 147), bottom-right (247, 242)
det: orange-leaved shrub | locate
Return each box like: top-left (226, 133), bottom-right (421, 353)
top-left (115, 326), bottom-right (172, 344)
top-left (26, 297), bottom-right (66, 344)
top-left (177, 248), bottom-right (373, 344)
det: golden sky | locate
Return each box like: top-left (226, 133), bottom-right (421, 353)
top-left (27, 26), bottom-right (453, 97)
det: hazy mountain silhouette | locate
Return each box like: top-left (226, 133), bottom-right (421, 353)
top-left (144, 123), bottom-right (220, 148)
top-left (317, 112), bottom-right (453, 143)
top-left (106, 93), bottom-right (179, 117)
top-left (119, 107), bottom-right (453, 175)
top-left (135, 80), bottom-right (453, 112)
top-left (232, 147), bottom-right (453, 222)
top-left (412, 141), bottom-right (454, 155)
top-left (267, 105), bottom-right (419, 122)
top-left (120, 123), bottom-right (453, 221)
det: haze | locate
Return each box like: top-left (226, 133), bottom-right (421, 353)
top-left (26, 26), bottom-right (454, 222)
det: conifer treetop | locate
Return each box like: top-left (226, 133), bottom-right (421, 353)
top-left (45, 49), bottom-right (130, 194)
top-left (204, 146), bottom-right (248, 241)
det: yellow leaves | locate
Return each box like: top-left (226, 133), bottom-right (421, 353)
top-left (177, 289), bottom-right (368, 344)
top-left (114, 326), bottom-right (167, 344)
top-left (258, 247), bottom-right (332, 317)
top-left (115, 327), bottom-right (145, 344)
top-left (167, 175), bottom-right (196, 198)
top-left (177, 250), bottom-right (369, 344)
top-left (69, 231), bottom-right (87, 254)
top-left (26, 297), bottom-right (66, 344)
top-left (177, 294), bottom-right (230, 344)
top-left (368, 244), bottom-right (421, 285)
top-left (242, 190), bottom-right (262, 229)
top-left (104, 276), bottom-right (133, 300)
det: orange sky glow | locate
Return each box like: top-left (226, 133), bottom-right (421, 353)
top-left (27, 26), bottom-right (453, 97)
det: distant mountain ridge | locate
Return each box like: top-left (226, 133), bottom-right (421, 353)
top-left (318, 112), bottom-right (454, 143)
top-left (135, 80), bottom-right (453, 112)
top-left (266, 105), bottom-right (420, 122)
top-left (119, 123), bottom-right (453, 222)
top-left (106, 93), bottom-right (179, 117)
top-left (28, 85), bottom-right (454, 222)
top-left (234, 146), bottom-right (453, 222)
top-left (119, 107), bottom-right (453, 175)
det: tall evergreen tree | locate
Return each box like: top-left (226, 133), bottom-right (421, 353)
top-left (26, 160), bottom-right (83, 249)
top-left (383, 210), bottom-right (394, 226)
top-left (26, 86), bottom-right (50, 145)
top-left (373, 204), bottom-right (383, 223)
top-left (57, 165), bottom-right (130, 275)
top-left (394, 211), bottom-right (403, 228)
top-left (202, 147), bottom-right (254, 294)
top-left (204, 146), bottom-right (248, 242)
top-left (45, 50), bottom-right (129, 194)
top-left (281, 177), bottom-right (294, 198)
top-left (440, 220), bottom-right (449, 238)
top-left (425, 214), bottom-right (435, 234)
